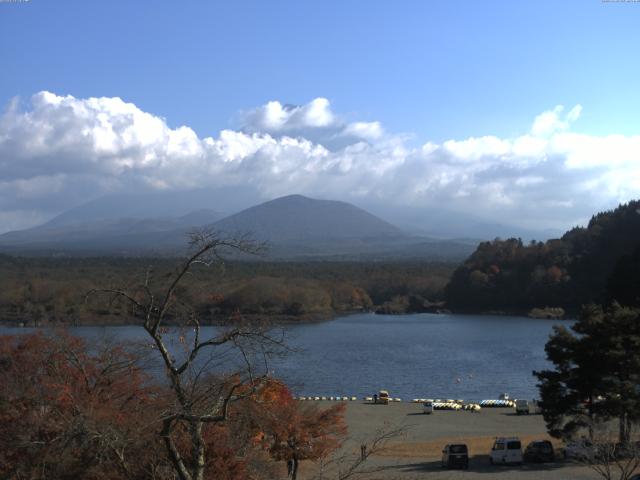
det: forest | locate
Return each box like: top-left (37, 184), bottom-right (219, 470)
top-left (445, 200), bottom-right (640, 315)
top-left (0, 256), bottom-right (455, 327)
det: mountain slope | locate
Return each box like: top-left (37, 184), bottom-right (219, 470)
top-left (0, 194), bottom-right (476, 260)
top-left (0, 210), bottom-right (223, 251)
top-left (212, 194), bottom-right (403, 242)
top-left (40, 187), bottom-right (259, 228)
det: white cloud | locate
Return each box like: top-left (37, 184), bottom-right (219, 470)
top-left (243, 98), bottom-right (335, 132)
top-left (342, 121), bottom-right (383, 141)
top-left (0, 93), bottom-right (638, 233)
top-left (531, 104), bottom-right (582, 137)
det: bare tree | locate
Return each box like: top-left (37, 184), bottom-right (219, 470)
top-left (312, 424), bottom-right (408, 480)
top-left (569, 420), bottom-right (640, 480)
top-left (87, 229), bottom-right (286, 480)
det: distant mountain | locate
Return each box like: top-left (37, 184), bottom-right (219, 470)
top-left (363, 203), bottom-right (563, 242)
top-left (40, 186), bottom-right (259, 228)
top-left (212, 195), bottom-right (403, 242)
top-left (0, 194), bottom-right (476, 261)
top-left (0, 209), bottom-right (224, 253)
top-left (209, 195), bottom-right (476, 260)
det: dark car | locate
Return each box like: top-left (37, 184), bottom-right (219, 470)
top-left (441, 443), bottom-right (469, 469)
top-left (524, 440), bottom-right (555, 463)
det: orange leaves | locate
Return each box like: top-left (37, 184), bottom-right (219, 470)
top-left (0, 331), bottom-right (162, 479)
top-left (0, 331), bottom-right (344, 479)
top-left (254, 378), bottom-right (293, 405)
top-left (258, 395), bottom-right (347, 463)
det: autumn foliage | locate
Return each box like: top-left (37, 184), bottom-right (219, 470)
top-left (238, 379), bottom-right (347, 479)
top-left (0, 331), bottom-right (165, 479)
top-left (0, 333), bottom-right (347, 480)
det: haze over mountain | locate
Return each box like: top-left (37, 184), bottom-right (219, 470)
top-left (0, 194), bottom-right (478, 260)
top-left (39, 187), bottom-right (260, 228)
top-left (214, 195), bottom-right (402, 242)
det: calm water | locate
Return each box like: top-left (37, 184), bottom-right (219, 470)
top-left (0, 313), bottom-right (571, 402)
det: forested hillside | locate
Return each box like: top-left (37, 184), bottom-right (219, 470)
top-left (444, 200), bottom-right (640, 314)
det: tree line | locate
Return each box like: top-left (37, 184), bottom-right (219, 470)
top-left (0, 256), bottom-right (455, 327)
top-left (445, 200), bottom-right (640, 314)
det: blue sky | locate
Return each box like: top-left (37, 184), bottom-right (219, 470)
top-left (2, 0), bottom-right (639, 140)
top-left (0, 0), bottom-right (639, 233)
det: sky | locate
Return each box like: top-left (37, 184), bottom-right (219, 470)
top-left (1, 0), bottom-right (639, 234)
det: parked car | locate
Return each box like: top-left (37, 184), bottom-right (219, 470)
top-left (515, 399), bottom-right (529, 415)
top-left (423, 401), bottom-right (434, 414)
top-left (376, 390), bottom-right (390, 405)
top-left (563, 439), bottom-right (595, 461)
top-left (524, 440), bottom-right (555, 463)
top-left (490, 437), bottom-right (523, 465)
top-left (441, 443), bottom-right (469, 469)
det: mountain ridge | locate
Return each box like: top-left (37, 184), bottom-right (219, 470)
top-left (0, 194), bottom-right (476, 261)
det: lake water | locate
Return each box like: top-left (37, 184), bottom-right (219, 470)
top-left (0, 313), bottom-right (572, 402)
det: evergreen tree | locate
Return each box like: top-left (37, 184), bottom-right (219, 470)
top-left (535, 304), bottom-right (640, 444)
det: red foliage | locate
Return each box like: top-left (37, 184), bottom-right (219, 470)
top-left (0, 332), bottom-right (341, 480)
top-left (250, 382), bottom-right (347, 477)
top-left (0, 331), bottom-right (162, 479)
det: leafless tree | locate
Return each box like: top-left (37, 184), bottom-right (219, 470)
top-left (570, 420), bottom-right (640, 480)
top-left (312, 423), bottom-right (408, 480)
top-left (87, 229), bottom-right (287, 480)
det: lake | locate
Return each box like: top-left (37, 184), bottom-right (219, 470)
top-left (0, 313), bottom-right (571, 402)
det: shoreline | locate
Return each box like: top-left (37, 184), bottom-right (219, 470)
top-left (0, 309), bottom-right (572, 329)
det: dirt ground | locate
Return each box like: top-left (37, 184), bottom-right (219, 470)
top-left (297, 401), bottom-right (615, 480)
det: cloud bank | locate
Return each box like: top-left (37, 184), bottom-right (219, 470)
top-left (1, 91), bottom-right (639, 233)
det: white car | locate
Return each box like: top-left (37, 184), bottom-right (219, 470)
top-left (563, 439), bottom-right (596, 461)
top-left (489, 437), bottom-right (523, 465)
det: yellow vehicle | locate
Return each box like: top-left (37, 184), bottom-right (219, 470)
top-left (376, 390), bottom-right (390, 405)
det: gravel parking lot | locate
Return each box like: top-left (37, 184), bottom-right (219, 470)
top-left (301, 401), bottom-right (608, 480)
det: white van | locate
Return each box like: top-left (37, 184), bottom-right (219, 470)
top-left (490, 437), bottom-right (523, 465)
top-left (423, 401), bottom-right (434, 414)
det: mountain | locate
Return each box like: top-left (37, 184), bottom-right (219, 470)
top-left (0, 194), bottom-right (476, 260)
top-left (0, 209), bottom-right (224, 254)
top-left (212, 195), bottom-right (403, 242)
top-left (39, 187), bottom-right (260, 228)
top-left (363, 203), bottom-right (563, 241)
top-left (444, 200), bottom-right (640, 313)
top-left (209, 195), bottom-right (476, 260)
